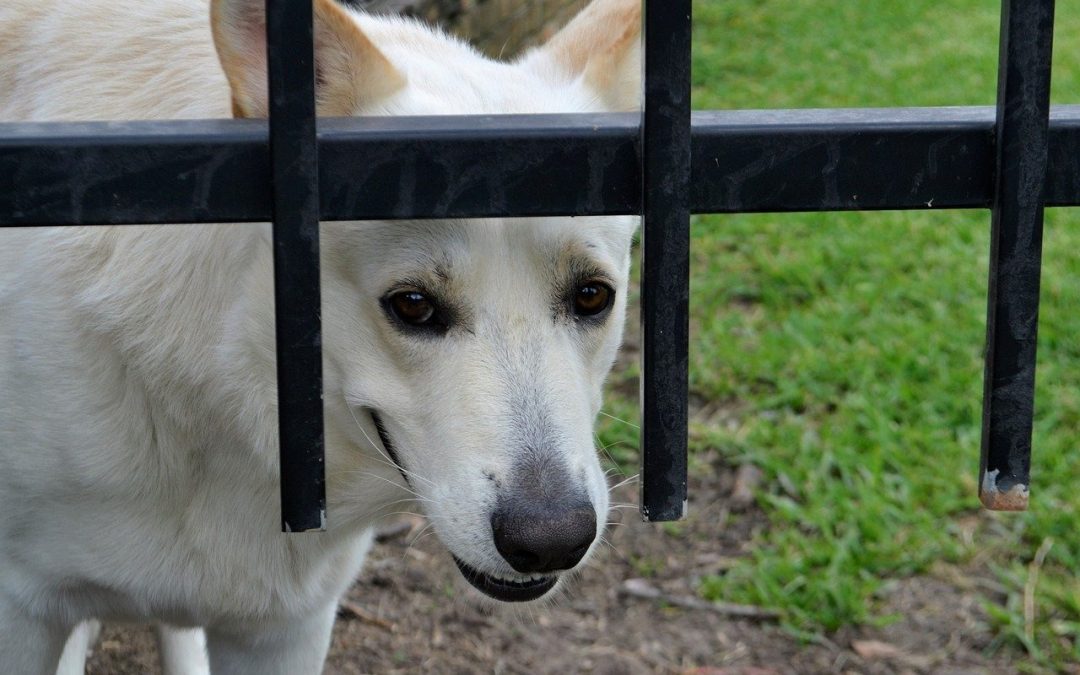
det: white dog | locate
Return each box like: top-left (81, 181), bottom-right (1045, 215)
top-left (0, 0), bottom-right (641, 672)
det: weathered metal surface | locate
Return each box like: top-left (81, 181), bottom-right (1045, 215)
top-left (4, 107), bottom-right (1080, 226)
top-left (639, 0), bottom-right (691, 522)
top-left (981, 469), bottom-right (1031, 511)
top-left (266, 0), bottom-right (327, 532)
top-left (978, 0), bottom-right (1056, 512)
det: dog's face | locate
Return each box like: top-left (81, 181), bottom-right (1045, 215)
top-left (322, 216), bottom-right (634, 600)
top-left (213, 0), bottom-right (641, 601)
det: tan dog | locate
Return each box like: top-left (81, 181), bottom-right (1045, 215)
top-left (0, 0), bottom-right (640, 672)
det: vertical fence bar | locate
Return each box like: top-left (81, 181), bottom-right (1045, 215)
top-left (979, 0), bottom-right (1055, 511)
top-left (266, 0), bottom-right (326, 531)
top-left (639, 0), bottom-right (691, 521)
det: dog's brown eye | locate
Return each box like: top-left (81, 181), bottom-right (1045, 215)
top-left (388, 290), bottom-right (436, 326)
top-left (573, 282), bottom-right (613, 317)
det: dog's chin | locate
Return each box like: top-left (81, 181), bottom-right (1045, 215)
top-left (451, 556), bottom-right (559, 602)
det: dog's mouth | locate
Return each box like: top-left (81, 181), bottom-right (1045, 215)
top-left (367, 409), bottom-right (558, 602)
top-left (368, 409), bottom-right (409, 485)
top-left (451, 556), bottom-right (558, 602)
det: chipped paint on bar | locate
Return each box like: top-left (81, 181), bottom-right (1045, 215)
top-left (980, 468), bottom-right (1030, 511)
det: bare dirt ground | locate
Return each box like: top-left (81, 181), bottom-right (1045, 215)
top-left (86, 452), bottom-right (1023, 675)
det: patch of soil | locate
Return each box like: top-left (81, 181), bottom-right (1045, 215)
top-left (86, 453), bottom-right (1021, 674)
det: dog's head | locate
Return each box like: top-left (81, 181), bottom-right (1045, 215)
top-left (213, 0), bottom-right (641, 602)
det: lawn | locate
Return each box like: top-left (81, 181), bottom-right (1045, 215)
top-left (598, 0), bottom-right (1080, 668)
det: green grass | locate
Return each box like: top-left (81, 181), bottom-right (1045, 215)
top-left (598, 0), bottom-right (1080, 667)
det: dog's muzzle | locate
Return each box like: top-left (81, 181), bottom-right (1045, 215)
top-left (366, 408), bottom-right (596, 602)
top-left (454, 495), bottom-right (596, 602)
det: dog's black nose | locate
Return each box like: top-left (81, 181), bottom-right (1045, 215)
top-left (491, 499), bottom-right (597, 574)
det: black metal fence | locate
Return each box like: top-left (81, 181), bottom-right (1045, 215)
top-left (0, 0), bottom-right (1073, 529)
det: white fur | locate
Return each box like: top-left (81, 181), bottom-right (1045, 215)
top-left (0, 0), bottom-right (640, 672)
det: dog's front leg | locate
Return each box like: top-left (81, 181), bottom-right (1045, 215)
top-left (0, 598), bottom-right (71, 675)
top-left (157, 624), bottom-right (210, 675)
top-left (205, 602), bottom-right (338, 675)
top-left (55, 620), bottom-right (101, 675)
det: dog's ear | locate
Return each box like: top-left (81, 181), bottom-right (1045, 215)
top-left (211, 0), bottom-right (405, 118)
top-left (522, 0), bottom-right (641, 112)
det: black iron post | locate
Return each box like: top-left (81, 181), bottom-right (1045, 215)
top-left (640, 0), bottom-right (691, 521)
top-left (979, 0), bottom-right (1056, 511)
top-left (266, 0), bottom-right (326, 531)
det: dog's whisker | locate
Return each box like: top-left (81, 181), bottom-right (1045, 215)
top-left (607, 474), bottom-right (640, 492)
top-left (379, 511), bottom-right (426, 520)
top-left (399, 529), bottom-right (433, 561)
top-left (400, 523), bottom-right (438, 562)
top-left (594, 432), bottom-right (625, 450)
top-left (336, 455), bottom-right (438, 492)
top-left (594, 433), bottom-right (622, 450)
top-left (347, 411), bottom-right (437, 490)
top-left (345, 404), bottom-right (415, 477)
top-left (409, 529), bottom-right (438, 547)
top-left (597, 410), bottom-right (640, 429)
top-left (596, 534), bottom-right (622, 556)
top-left (594, 434), bottom-right (625, 474)
top-left (333, 466), bottom-right (421, 491)
top-left (335, 470), bottom-right (431, 502)
top-left (407, 520), bottom-right (434, 539)
top-left (333, 463), bottom-right (432, 492)
top-left (375, 496), bottom-right (428, 511)
top-left (344, 402), bottom-right (435, 488)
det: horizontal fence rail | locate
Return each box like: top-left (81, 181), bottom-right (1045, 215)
top-left (4, 106), bottom-right (1080, 227)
